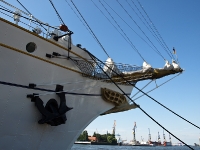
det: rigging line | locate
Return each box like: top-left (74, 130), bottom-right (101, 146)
top-left (70, 0), bottom-right (110, 58)
top-left (98, 0), bottom-right (145, 61)
top-left (0, 8), bottom-right (45, 35)
top-left (0, 8), bottom-right (16, 18)
top-left (90, 0), bottom-right (120, 38)
top-left (134, 84), bottom-right (200, 131)
top-left (136, 0), bottom-right (175, 60)
top-left (131, 80), bottom-right (153, 99)
top-left (0, 0), bottom-right (29, 15)
top-left (87, 51), bottom-right (193, 150)
top-left (137, 108), bottom-right (193, 150)
top-left (128, 0), bottom-right (173, 60)
top-left (135, 2), bottom-right (175, 61)
top-left (103, 0), bottom-right (161, 60)
top-left (0, 80), bottom-right (129, 97)
top-left (130, 0), bottom-right (172, 59)
top-left (91, 0), bottom-right (144, 62)
top-left (64, 0), bottom-right (96, 40)
top-left (0, 6), bottom-right (48, 37)
top-left (65, 0), bottom-right (94, 38)
top-left (130, 75), bottom-right (200, 130)
top-left (16, 0), bottom-right (47, 31)
top-left (0, 80), bottom-right (100, 96)
top-left (0, 7), bottom-right (63, 30)
top-left (36, 82), bottom-right (113, 96)
top-left (16, 0), bottom-right (31, 15)
top-left (48, 0), bottom-right (65, 25)
top-left (132, 73), bottom-right (181, 101)
top-left (116, 0), bottom-right (165, 61)
top-left (1, 0), bottom-right (46, 27)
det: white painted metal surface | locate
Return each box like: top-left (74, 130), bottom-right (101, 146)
top-left (0, 19), bottom-right (133, 150)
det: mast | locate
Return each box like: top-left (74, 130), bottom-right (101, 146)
top-left (132, 122), bottom-right (137, 145)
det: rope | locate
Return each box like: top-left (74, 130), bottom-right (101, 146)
top-left (48, 0), bottom-right (65, 25)
top-left (0, 80), bottom-right (100, 96)
top-left (98, 0), bottom-right (145, 61)
top-left (1, 0), bottom-right (45, 26)
top-left (102, 0), bottom-right (159, 62)
top-left (130, 80), bottom-right (152, 99)
top-left (64, 0), bottom-right (95, 40)
top-left (16, 0), bottom-right (31, 15)
top-left (135, 0), bottom-right (176, 61)
top-left (0, 7), bottom-right (60, 31)
top-left (127, 0), bottom-right (173, 60)
top-left (116, 0), bottom-right (166, 61)
top-left (87, 51), bottom-right (194, 149)
top-left (132, 73), bottom-right (181, 101)
top-left (0, 6), bottom-right (47, 37)
top-left (70, 0), bottom-right (110, 58)
top-left (0, 0), bottom-right (29, 15)
top-left (16, 0), bottom-right (47, 31)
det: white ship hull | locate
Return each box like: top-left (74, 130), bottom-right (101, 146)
top-left (0, 18), bottom-right (133, 149)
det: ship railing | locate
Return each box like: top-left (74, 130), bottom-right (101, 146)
top-left (0, 1), bottom-right (62, 38)
top-left (70, 58), bottom-right (142, 80)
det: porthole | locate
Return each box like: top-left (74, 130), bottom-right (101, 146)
top-left (26, 42), bottom-right (37, 53)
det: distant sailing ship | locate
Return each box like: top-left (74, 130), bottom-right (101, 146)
top-left (0, 0), bottom-right (182, 149)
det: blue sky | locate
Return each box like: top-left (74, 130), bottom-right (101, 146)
top-left (1, 0), bottom-right (200, 145)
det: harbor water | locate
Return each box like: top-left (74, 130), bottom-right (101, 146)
top-left (71, 144), bottom-right (200, 150)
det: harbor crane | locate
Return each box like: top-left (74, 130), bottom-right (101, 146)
top-left (148, 128), bottom-right (151, 142)
top-left (169, 133), bottom-right (171, 143)
top-left (158, 132), bottom-right (161, 143)
top-left (132, 122), bottom-right (137, 145)
top-left (112, 120), bottom-right (116, 136)
top-left (163, 130), bottom-right (166, 142)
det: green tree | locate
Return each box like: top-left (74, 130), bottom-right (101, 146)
top-left (82, 130), bottom-right (89, 141)
top-left (100, 134), bottom-right (107, 142)
top-left (77, 130), bottom-right (89, 141)
top-left (93, 132), bottom-right (96, 137)
top-left (107, 136), bottom-right (117, 144)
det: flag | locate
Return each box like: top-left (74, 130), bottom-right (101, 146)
top-left (173, 47), bottom-right (176, 54)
